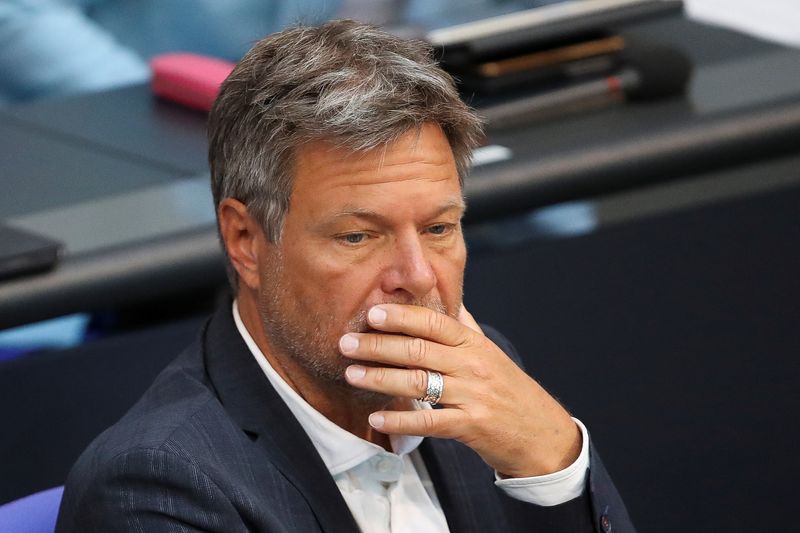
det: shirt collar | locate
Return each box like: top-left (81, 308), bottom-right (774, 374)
top-left (232, 300), bottom-right (426, 476)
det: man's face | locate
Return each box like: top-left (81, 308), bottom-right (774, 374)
top-left (256, 123), bottom-right (467, 389)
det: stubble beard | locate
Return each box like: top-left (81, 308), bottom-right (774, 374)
top-left (256, 257), bottom-right (458, 411)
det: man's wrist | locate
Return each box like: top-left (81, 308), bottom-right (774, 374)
top-left (499, 408), bottom-right (583, 478)
top-left (494, 418), bottom-right (590, 506)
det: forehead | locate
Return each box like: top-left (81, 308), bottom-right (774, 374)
top-left (289, 124), bottom-right (463, 216)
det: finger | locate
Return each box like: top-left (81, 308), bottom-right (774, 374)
top-left (339, 332), bottom-right (456, 373)
top-left (457, 304), bottom-right (484, 334)
top-left (368, 407), bottom-right (463, 439)
top-left (366, 304), bottom-right (472, 347)
top-left (345, 365), bottom-right (462, 403)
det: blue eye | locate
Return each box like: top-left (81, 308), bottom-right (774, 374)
top-left (428, 224), bottom-right (451, 235)
top-left (342, 233), bottom-right (366, 244)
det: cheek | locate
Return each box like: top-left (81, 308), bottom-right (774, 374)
top-left (433, 239), bottom-right (467, 301)
top-left (282, 246), bottom-right (379, 318)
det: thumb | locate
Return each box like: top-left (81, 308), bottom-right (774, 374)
top-left (457, 304), bottom-right (483, 334)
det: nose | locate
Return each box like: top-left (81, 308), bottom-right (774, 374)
top-left (380, 233), bottom-right (437, 301)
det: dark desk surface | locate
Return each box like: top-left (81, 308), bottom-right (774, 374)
top-left (2, 15), bottom-right (800, 327)
top-left (0, 121), bottom-right (185, 218)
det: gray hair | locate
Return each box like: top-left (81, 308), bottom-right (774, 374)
top-left (208, 20), bottom-right (484, 288)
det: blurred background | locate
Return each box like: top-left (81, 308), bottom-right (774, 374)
top-left (1, 1), bottom-right (798, 531)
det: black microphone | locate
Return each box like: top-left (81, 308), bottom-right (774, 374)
top-left (478, 42), bottom-right (692, 127)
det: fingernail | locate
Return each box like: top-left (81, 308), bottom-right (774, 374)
top-left (339, 334), bottom-right (359, 353)
top-left (369, 306), bottom-right (387, 325)
top-left (369, 413), bottom-right (385, 429)
top-left (346, 365), bottom-right (366, 380)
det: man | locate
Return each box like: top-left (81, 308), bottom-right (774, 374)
top-left (57, 20), bottom-right (634, 532)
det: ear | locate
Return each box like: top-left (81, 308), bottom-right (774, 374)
top-left (218, 198), bottom-right (268, 291)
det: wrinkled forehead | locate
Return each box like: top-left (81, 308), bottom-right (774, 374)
top-left (291, 124), bottom-right (459, 188)
top-left (285, 125), bottom-right (464, 225)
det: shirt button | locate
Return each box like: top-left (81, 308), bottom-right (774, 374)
top-left (377, 458), bottom-right (392, 474)
top-left (600, 513), bottom-right (611, 532)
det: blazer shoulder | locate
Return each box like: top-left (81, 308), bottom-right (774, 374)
top-left (58, 367), bottom-right (248, 530)
top-left (99, 348), bottom-right (219, 450)
top-left (56, 442), bottom-right (246, 532)
top-left (61, 330), bottom-right (230, 499)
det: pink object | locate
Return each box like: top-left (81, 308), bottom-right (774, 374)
top-left (150, 53), bottom-right (236, 112)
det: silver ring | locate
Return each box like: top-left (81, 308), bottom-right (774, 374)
top-left (419, 371), bottom-right (444, 405)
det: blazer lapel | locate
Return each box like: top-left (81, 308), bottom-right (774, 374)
top-left (420, 437), bottom-right (506, 532)
top-left (202, 305), bottom-right (359, 533)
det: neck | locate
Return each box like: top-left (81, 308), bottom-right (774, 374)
top-left (236, 295), bottom-right (394, 450)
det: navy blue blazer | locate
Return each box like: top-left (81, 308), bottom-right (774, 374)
top-left (56, 305), bottom-right (634, 532)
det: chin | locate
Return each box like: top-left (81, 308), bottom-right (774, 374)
top-left (346, 386), bottom-right (394, 408)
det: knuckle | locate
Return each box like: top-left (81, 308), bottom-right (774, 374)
top-left (373, 366), bottom-right (388, 385)
top-left (427, 312), bottom-right (446, 337)
top-left (420, 410), bottom-right (436, 433)
top-left (368, 334), bottom-right (383, 355)
top-left (392, 414), bottom-right (406, 433)
top-left (407, 337), bottom-right (428, 364)
top-left (456, 331), bottom-right (472, 347)
top-left (399, 305), bottom-right (411, 325)
top-left (409, 369), bottom-right (428, 393)
top-left (471, 404), bottom-right (492, 429)
top-left (469, 361), bottom-right (491, 380)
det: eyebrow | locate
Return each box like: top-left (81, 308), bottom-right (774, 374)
top-left (332, 198), bottom-right (467, 224)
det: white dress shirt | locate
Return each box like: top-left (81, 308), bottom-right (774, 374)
top-left (233, 302), bottom-right (590, 532)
